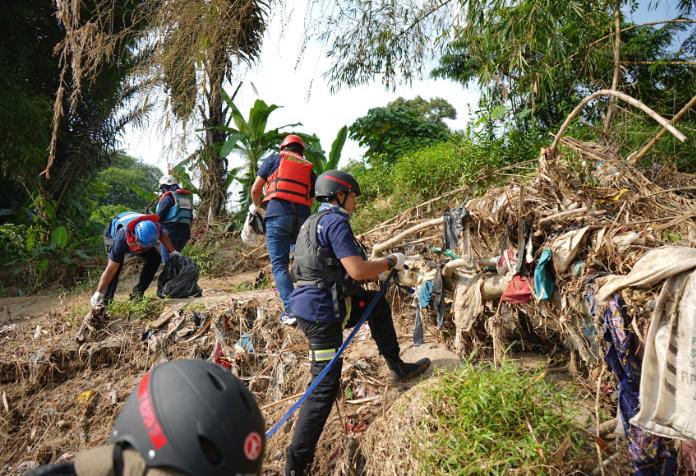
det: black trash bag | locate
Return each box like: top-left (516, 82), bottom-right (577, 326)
top-left (157, 253), bottom-right (203, 298)
top-left (443, 206), bottom-right (469, 250)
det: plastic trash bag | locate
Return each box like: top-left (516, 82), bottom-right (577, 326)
top-left (241, 211), bottom-right (264, 247)
top-left (157, 253), bottom-right (202, 298)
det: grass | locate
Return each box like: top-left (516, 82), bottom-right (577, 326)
top-left (108, 295), bottom-right (165, 321)
top-left (416, 361), bottom-right (583, 475)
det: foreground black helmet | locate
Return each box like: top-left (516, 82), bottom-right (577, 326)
top-left (315, 170), bottom-right (361, 202)
top-left (112, 359), bottom-right (265, 476)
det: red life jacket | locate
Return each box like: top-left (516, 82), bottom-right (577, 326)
top-left (263, 151), bottom-right (313, 207)
top-left (124, 214), bottom-right (160, 253)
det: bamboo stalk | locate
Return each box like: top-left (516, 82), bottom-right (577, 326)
top-left (371, 217), bottom-right (444, 257)
top-left (603, 1), bottom-right (622, 133)
top-left (627, 95), bottom-right (696, 164)
top-left (551, 90), bottom-right (687, 153)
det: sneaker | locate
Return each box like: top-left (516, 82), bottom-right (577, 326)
top-left (279, 312), bottom-right (297, 326)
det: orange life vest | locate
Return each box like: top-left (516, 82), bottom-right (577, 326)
top-left (263, 151), bottom-right (313, 207)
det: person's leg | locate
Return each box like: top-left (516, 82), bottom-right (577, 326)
top-left (103, 263), bottom-right (122, 305)
top-left (264, 215), bottom-right (295, 314)
top-left (131, 248), bottom-right (162, 299)
top-left (285, 319), bottom-right (343, 476)
top-left (348, 290), bottom-right (431, 381)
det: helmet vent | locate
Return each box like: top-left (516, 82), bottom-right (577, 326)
top-left (207, 372), bottom-right (225, 391)
top-left (198, 434), bottom-right (222, 465)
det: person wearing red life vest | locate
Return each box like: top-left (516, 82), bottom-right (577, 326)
top-left (250, 134), bottom-right (317, 325)
top-left (90, 212), bottom-right (177, 308)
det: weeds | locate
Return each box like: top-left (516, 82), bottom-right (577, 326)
top-left (416, 361), bottom-right (583, 475)
top-left (108, 295), bottom-right (165, 321)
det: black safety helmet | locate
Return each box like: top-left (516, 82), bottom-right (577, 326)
top-left (315, 170), bottom-right (361, 203)
top-left (112, 359), bottom-right (265, 476)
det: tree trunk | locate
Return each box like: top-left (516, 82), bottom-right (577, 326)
top-left (198, 48), bottom-right (229, 225)
top-left (603, 0), bottom-right (621, 133)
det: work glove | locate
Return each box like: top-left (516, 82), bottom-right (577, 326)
top-left (170, 250), bottom-right (182, 259)
top-left (249, 203), bottom-right (265, 218)
top-left (90, 291), bottom-right (104, 309)
top-left (378, 252), bottom-right (406, 281)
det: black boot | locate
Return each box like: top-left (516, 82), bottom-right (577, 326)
top-left (387, 358), bottom-right (431, 383)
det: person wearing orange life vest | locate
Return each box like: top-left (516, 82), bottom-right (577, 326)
top-left (91, 212), bottom-right (178, 308)
top-left (250, 134), bottom-right (317, 325)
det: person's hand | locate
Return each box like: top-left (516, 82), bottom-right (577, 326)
top-left (170, 250), bottom-right (182, 259)
top-left (249, 203), bottom-right (265, 217)
top-left (90, 291), bottom-right (104, 309)
top-left (388, 252), bottom-right (406, 270)
top-left (378, 253), bottom-right (407, 281)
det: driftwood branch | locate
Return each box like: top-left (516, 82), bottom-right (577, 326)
top-left (538, 207), bottom-right (607, 225)
top-left (371, 217), bottom-right (443, 257)
top-left (627, 95), bottom-right (696, 164)
top-left (603, 1), bottom-right (622, 133)
top-left (551, 90), bottom-right (687, 153)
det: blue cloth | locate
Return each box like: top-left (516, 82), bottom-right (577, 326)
top-left (266, 214), bottom-right (297, 313)
top-left (603, 294), bottom-right (675, 476)
top-left (533, 248), bottom-right (555, 301)
top-left (290, 205), bottom-right (362, 324)
top-left (418, 281), bottom-right (434, 307)
top-left (156, 193), bottom-right (176, 221)
top-left (257, 153), bottom-right (317, 219)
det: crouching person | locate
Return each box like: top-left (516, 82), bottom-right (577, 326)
top-left (91, 212), bottom-right (178, 309)
top-left (284, 170), bottom-right (431, 476)
top-left (27, 359), bottom-right (266, 475)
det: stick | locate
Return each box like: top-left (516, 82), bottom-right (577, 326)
top-left (538, 208), bottom-right (607, 225)
top-left (627, 95), bottom-right (696, 164)
top-left (603, 1), bottom-right (622, 133)
top-left (259, 392), bottom-right (304, 411)
top-left (371, 217), bottom-right (444, 257)
top-left (551, 90), bottom-right (687, 153)
top-left (591, 452), bottom-right (621, 476)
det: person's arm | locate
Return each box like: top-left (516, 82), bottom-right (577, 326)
top-left (96, 260), bottom-right (121, 293)
top-left (340, 255), bottom-right (391, 281)
top-left (250, 177), bottom-right (265, 207)
top-left (159, 231), bottom-right (175, 253)
top-left (157, 194), bottom-right (174, 221)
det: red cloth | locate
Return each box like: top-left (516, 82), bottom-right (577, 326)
top-left (501, 274), bottom-right (532, 304)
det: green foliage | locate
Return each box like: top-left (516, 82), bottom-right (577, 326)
top-left (301, 126), bottom-right (349, 174)
top-left (108, 296), bottom-right (165, 321)
top-left (417, 361), bottom-right (583, 474)
top-left (349, 96), bottom-right (455, 165)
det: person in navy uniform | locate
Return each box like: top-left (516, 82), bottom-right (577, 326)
top-left (250, 134), bottom-right (317, 325)
top-left (284, 170), bottom-right (431, 475)
top-left (91, 212), bottom-right (178, 308)
top-left (155, 174), bottom-right (194, 262)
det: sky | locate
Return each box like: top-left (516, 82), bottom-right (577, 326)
top-left (121, 0), bottom-right (688, 175)
top-left (121, 2), bottom-right (480, 173)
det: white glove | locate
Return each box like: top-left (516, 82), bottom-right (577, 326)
top-left (170, 250), bottom-right (182, 259)
top-left (90, 291), bottom-right (104, 309)
top-left (249, 203), bottom-right (265, 217)
top-left (378, 253), bottom-right (406, 280)
top-left (388, 252), bottom-right (406, 271)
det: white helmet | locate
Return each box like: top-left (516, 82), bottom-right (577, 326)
top-left (159, 174), bottom-right (178, 186)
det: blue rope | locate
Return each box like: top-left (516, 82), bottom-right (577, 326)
top-left (265, 271), bottom-right (396, 439)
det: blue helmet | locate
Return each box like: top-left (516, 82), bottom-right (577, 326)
top-left (134, 220), bottom-right (159, 247)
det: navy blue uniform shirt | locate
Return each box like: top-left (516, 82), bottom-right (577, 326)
top-left (290, 205), bottom-right (362, 323)
top-left (257, 153), bottom-right (317, 219)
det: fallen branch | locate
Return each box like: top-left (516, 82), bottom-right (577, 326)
top-left (551, 90), bottom-right (687, 153)
top-left (538, 208), bottom-right (606, 225)
top-left (371, 217), bottom-right (444, 257)
top-left (260, 391), bottom-right (304, 411)
top-left (627, 95), bottom-right (696, 164)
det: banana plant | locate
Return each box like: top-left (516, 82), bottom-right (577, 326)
top-left (297, 125), bottom-right (348, 175)
top-left (219, 90), bottom-right (300, 210)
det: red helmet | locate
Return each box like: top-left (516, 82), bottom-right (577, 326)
top-left (280, 134), bottom-right (305, 151)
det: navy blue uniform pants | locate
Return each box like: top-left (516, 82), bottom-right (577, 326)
top-left (284, 290), bottom-right (401, 475)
